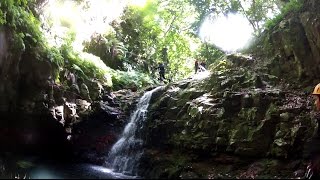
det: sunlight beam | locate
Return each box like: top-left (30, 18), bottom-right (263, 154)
top-left (199, 13), bottom-right (254, 52)
top-left (129, 0), bottom-right (148, 7)
top-left (41, 0), bottom-right (127, 50)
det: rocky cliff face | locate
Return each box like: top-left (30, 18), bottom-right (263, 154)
top-left (249, 0), bottom-right (320, 87)
top-left (0, 27), bottom-right (70, 156)
top-left (0, 27), bottom-right (134, 159)
top-left (1, 0), bottom-right (320, 177)
top-left (138, 1), bottom-right (320, 176)
top-left (0, 28), bottom-right (20, 113)
top-left (139, 55), bottom-right (315, 178)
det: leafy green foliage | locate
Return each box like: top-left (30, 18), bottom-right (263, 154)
top-left (0, 1), bottom-right (116, 89)
top-left (3, 0), bottom-right (303, 92)
top-left (83, 0), bottom-right (201, 82)
top-left (154, 0), bottom-right (200, 80)
top-left (83, 3), bottom-right (163, 77)
top-left (0, 0), bottom-right (63, 83)
top-left (0, 0), bottom-right (44, 51)
top-left (83, 32), bottom-right (126, 70)
top-left (111, 70), bottom-right (154, 90)
top-left (264, 0), bottom-right (303, 30)
top-left (112, 3), bottom-right (164, 73)
top-left (60, 43), bottom-right (113, 87)
top-left (63, 37), bottom-right (155, 90)
top-left (197, 42), bottom-right (225, 66)
top-left (209, 59), bottom-right (233, 74)
top-left (45, 46), bottom-right (64, 68)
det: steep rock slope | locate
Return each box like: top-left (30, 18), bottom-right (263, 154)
top-left (139, 55), bottom-right (315, 178)
top-left (249, 0), bottom-right (320, 87)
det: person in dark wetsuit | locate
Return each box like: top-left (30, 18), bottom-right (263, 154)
top-left (195, 60), bottom-right (199, 74)
top-left (158, 63), bottom-right (165, 81)
top-left (200, 61), bottom-right (206, 69)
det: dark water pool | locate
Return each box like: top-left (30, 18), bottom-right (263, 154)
top-left (0, 155), bottom-right (140, 179)
top-left (28, 163), bottom-right (139, 179)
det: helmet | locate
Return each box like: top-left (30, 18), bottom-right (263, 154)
top-left (312, 83), bottom-right (320, 95)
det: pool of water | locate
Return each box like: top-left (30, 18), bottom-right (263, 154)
top-left (28, 163), bottom-right (139, 179)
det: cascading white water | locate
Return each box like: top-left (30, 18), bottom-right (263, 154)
top-left (107, 86), bottom-right (164, 176)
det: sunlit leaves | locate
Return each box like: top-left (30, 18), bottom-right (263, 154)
top-left (111, 70), bottom-right (154, 90)
top-left (197, 42), bottom-right (225, 65)
top-left (0, 0), bottom-right (45, 51)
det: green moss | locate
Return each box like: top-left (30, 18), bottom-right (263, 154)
top-left (146, 151), bottom-right (191, 179)
top-left (265, 103), bottom-right (279, 120)
top-left (165, 153), bottom-right (189, 178)
top-left (279, 112), bottom-right (290, 121)
top-left (238, 107), bottom-right (258, 122)
top-left (170, 123), bottom-right (212, 151)
top-left (229, 122), bottom-right (249, 144)
top-left (12, 32), bottom-right (25, 53)
top-left (188, 105), bottom-right (202, 119)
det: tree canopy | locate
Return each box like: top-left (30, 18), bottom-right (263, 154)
top-left (0, 0), bottom-right (304, 90)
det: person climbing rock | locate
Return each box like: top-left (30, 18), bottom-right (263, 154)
top-left (195, 60), bottom-right (199, 74)
top-left (305, 83), bottom-right (320, 179)
top-left (197, 59), bottom-right (207, 72)
top-left (158, 62), bottom-right (165, 81)
top-left (200, 61), bottom-right (206, 69)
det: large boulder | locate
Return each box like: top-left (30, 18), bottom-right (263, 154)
top-left (140, 54), bottom-right (316, 178)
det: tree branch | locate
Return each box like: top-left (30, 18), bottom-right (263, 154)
top-left (236, 0), bottom-right (259, 35)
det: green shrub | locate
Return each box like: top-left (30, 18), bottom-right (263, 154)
top-left (0, 0), bottom-right (157, 92)
top-left (0, 0), bottom-right (45, 49)
top-left (265, 0), bottom-right (303, 30)
top-left (59, 43), bottom-right (113, 87)
top-left (111, 70), bottom-right (154, 90)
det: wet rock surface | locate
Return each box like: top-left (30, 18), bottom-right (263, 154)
top-left (70, 89), bottom-right (141, 164)
top-left (139, 56), bottom-right (316, 179)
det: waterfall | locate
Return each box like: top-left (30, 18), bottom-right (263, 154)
top-left (106, 86), bottom-right (163, 176)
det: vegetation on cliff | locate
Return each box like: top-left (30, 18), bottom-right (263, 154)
top-left (0, 0), bottom-right (306, 91)
top-left (0, 0), bottom-right (316, 179)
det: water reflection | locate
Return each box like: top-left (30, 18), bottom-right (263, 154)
top-left (28, 163), bottom-right (139, 179)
